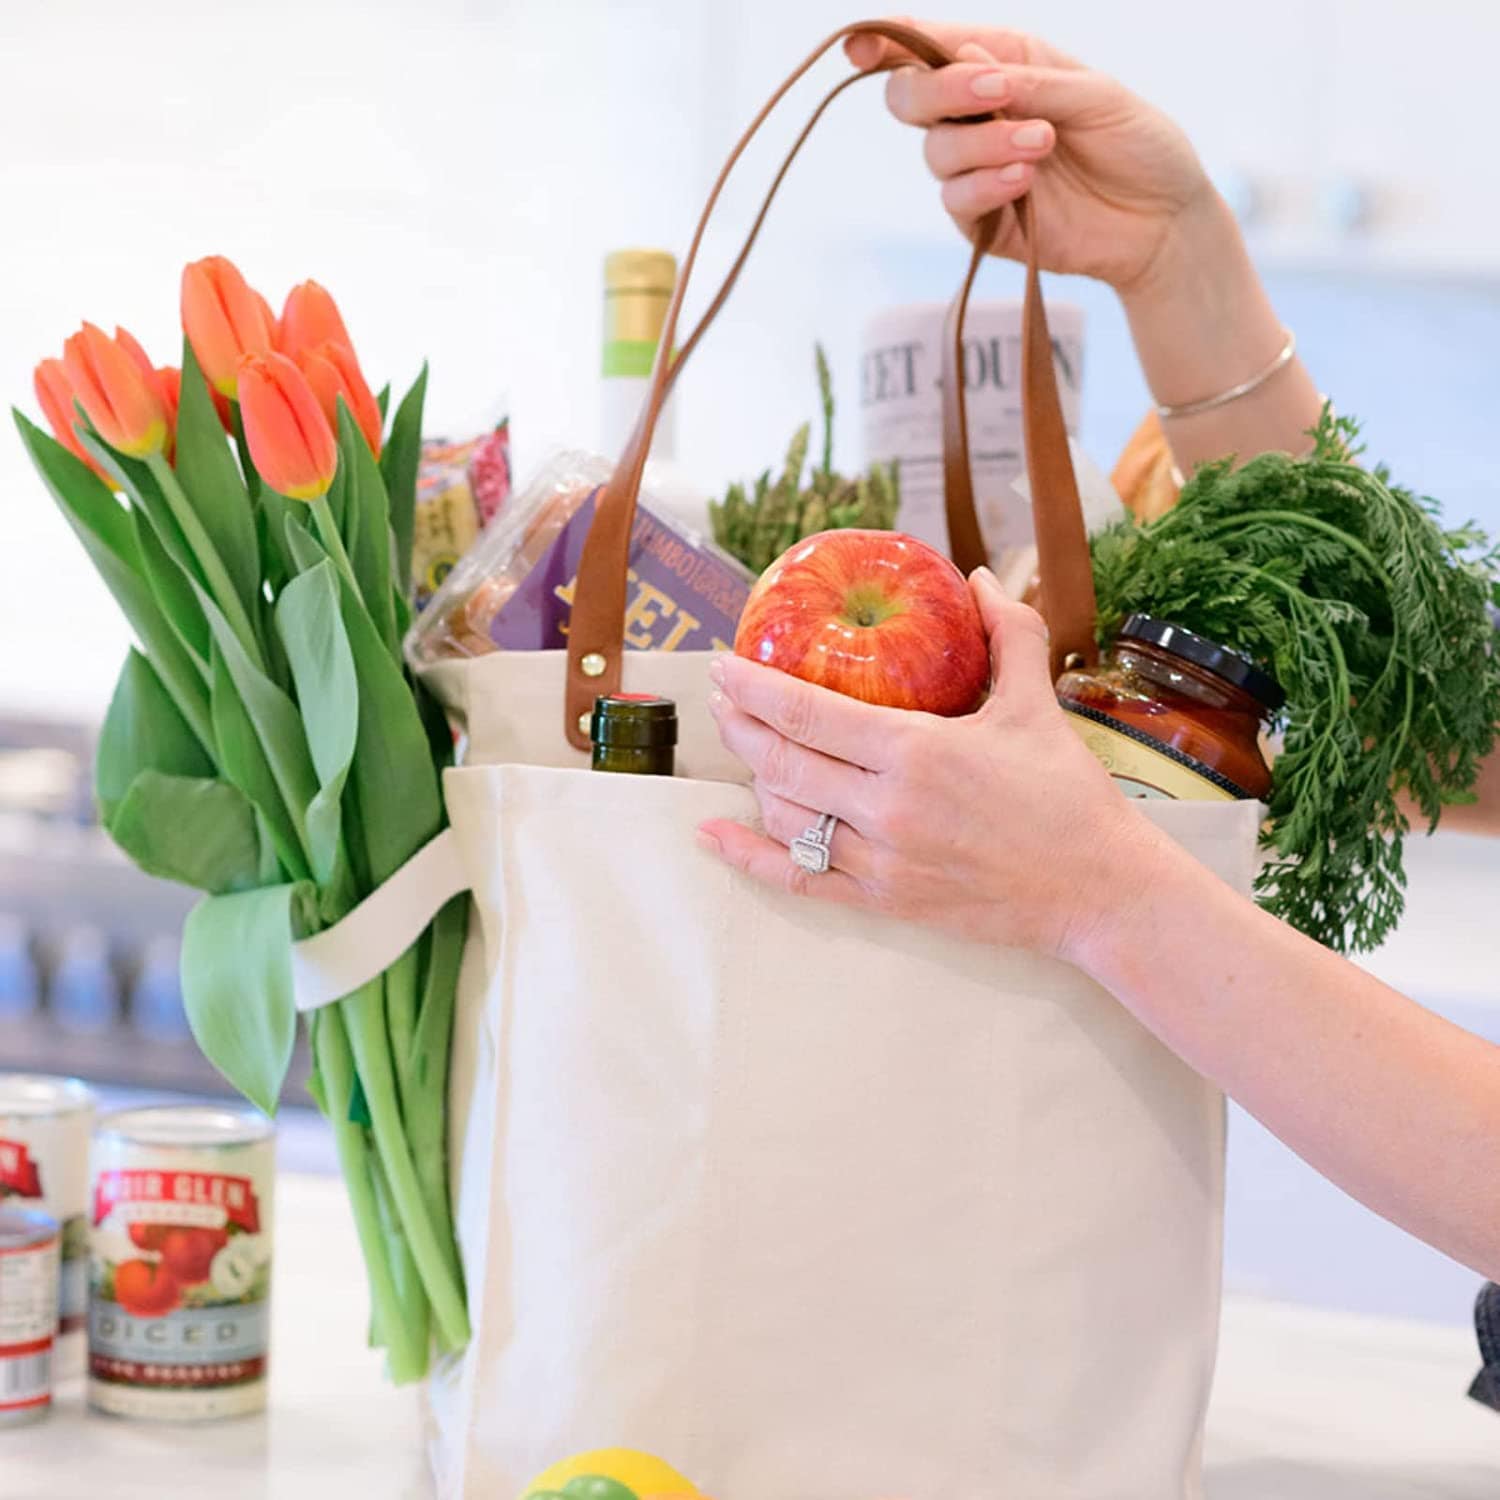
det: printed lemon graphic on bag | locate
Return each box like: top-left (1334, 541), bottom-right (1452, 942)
top-left (522, 1448), bottom-right (698, 1500)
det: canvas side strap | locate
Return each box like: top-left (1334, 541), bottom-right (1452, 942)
top-left (290, 828), bottom-right (469, 1013)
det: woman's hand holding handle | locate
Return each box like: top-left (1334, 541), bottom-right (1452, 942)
top-left (848, 18), bottom-right (1325, 470)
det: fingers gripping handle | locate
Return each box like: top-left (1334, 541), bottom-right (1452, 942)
top-left (563, 20), bottom-right (1094, 748)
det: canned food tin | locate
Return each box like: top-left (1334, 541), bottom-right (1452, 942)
top-left (88, 1105), bottom-right (274, 1420)
top-left (0, 1206), bottom-right (59, 1427)
top-left (0, 1075), bottom-right (93, 1346)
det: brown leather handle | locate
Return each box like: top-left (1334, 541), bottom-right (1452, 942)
top-left (564, 19), bottom-right (1097, 747)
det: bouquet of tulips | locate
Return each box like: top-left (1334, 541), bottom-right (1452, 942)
top-left (17, 256), bottom-right (468, 1380)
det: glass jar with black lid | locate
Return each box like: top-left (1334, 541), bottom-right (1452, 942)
top-left (1056, 615), bottom-right (1283, 801)
top-left (590, 693), bottom-right (678, 776)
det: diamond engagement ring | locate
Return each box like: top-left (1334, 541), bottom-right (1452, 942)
top-left (789, 812), bottom-right (838, 875)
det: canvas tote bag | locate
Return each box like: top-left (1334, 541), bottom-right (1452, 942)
top-left (292, 21), bottom-right (1263, 1498)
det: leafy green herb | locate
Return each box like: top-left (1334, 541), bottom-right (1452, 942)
top-left (710, 344), bottom-right (899, 573)
top-left (1091, 408), bottom-right (1500, 953)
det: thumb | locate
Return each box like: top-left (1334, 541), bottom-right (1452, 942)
top-left (970, 568), bottom-right (1055, 716)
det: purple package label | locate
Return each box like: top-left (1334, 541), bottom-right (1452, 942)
top-left (486, 488), bottom-right (752, 652)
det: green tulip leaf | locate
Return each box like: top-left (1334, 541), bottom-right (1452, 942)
top-left (181, 880), bottom-right (316, 1114)
top-left (109, 772), bottom-right (261, 894)
top-left (96, 649), bottom-right (215, 826)
top-left (285, 513), bottom-right (329, 576)
top-left (209, 644), bottom-right (309, 884)
top-left (336, 400), bottom-right (397, 656)
top-left (174, 342), bottom-right (259, 614)
top-left (13, 411), bottom-right (211, 753)
top-left (380, 363), bottom-right (426, 611)
top-left (195, 584), bottom-right (319, 868)
top-left (131, 505), bottom-right (210, 666)
top-left (76, 426), bottom-right (208, 592)
top-left (375, 383), bottom-right (390, 422)
top-left (338, 579), bottom-right (443, 885)
top-left (277, 561), bottom-right (358, 888)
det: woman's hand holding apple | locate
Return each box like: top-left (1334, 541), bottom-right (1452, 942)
top-left (701, 567), bottom-right (1159, 961)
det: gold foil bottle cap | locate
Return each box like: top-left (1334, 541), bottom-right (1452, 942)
top-left (604, 248), bottom-right (677, 296)
top-left (603, 249), bottom-right (678, 369)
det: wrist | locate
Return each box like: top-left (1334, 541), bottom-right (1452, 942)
top-left (1054, 811), bottom-right (1183, 984)
top-left (1118, 194), bottom-right (1283, 406)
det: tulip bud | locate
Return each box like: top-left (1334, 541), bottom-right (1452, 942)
top-left (181, 256), bottom-right (275, 398)
top-left (33, 358), bottom-right (112, 481)
top-left (278, 280), bottom-right (355, 363)
top-left (61, 322), bottom-right (169, 458)
top-left (112, 327), bottom-right (179, 462)
top-left (296, 341), bottom-right (383, 458)
top-left (237, 352), bottom-right (338, 501)
top-left (156, 366), bottom-right (182, 461)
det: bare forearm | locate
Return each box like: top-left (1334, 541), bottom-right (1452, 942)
top-left (1068, 823), bottom-right (1500, 1280)
top-left (1121, 194), bottom-right (1325, 473)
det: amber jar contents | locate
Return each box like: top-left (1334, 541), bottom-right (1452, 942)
top-left (1056, 616), bottom-right (1282, 801)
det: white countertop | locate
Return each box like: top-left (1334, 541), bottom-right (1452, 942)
top-left (7, 1173), bottom-right (1498, 1500)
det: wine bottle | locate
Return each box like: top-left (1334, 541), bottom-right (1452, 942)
top-left (590, 694), bottom-right (677, 776)
top-left (601, 248), bottom-right (677, 460)
top-left (600, 249), bottom-right (707, 532)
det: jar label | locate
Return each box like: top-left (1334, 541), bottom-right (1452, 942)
top-left (1063, 710), bottom-right (1239, 801)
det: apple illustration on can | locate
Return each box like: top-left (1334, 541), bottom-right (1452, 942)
top-left (733, 529), bottom-right (990, 715)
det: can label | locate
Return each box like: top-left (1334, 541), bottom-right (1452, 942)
top-left (0, 1103), bottom-right (92, 1335)
top-left (89, 1157), bottom-right (271, 1419)
top-left (0, 1232), bottom-right (58, 1417)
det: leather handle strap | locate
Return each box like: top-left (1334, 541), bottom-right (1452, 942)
top-left (564, 19), bottom-right (1096, 746)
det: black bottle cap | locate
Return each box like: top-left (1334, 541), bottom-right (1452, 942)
top-left (590, 693), bottom-right (679, 749)
top-left (1118, 615), bottom-right (1286, 712)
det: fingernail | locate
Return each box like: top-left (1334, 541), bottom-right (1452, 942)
top-left (695, 826), bottom-right (722, 854)
top-left (998, 162), bottom-right (1029, 182)
top-left (973, 565), bottom-right (1001, 592)
top-left (1011, 123), bottom-right (1050, 150)
top-left (708, 655), bottom-right (727, 686)
top-left (707, 687), bottom-right (727, 716)
top-left (972, 71), bottom-right (1008, 100)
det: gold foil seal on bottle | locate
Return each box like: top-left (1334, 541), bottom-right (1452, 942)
top-left (604, 249), bottom-right (677, 372)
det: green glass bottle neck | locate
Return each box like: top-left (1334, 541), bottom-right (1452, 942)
top-left (591, 743), bottom-right (675, 776)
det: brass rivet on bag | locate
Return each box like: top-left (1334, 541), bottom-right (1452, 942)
top-left (577, 711), bottom-right (592, 736)
top-left (581, 652), bottom-right (607, 678)
top-left (1063, 652), bottom-right (1086, 671)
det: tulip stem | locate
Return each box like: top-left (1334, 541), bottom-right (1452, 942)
top-left (342, 978), bottom-right (470, 1350)
top-left (146, 451), bottom-right (263, 665)
top-left (311, 492), bottom-right (364, 607)
top-left (310, 1007), bottom-right (427, 1382)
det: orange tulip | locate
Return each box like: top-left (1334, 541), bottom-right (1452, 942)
top-left (156, 366), bottom-right (182, 460)
top-left (277, 280), bottom-right (354, 363)
top-left (61, 322), bottom-right (169, 457)
top-left (181, 255), bottom-right (275, 398)
top-left (295, 341), bottom-right (382, 457)
top-left (114, 326), bottom-right (157, 385)
top-left (33, 358), bottom-right (112, 481)
top-left (110, 327), bottom-right (180, 461)
top-left (237, 352), bottom-right (337, 501)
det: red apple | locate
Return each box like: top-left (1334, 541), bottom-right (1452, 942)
top-left (733, 529), bottom-right (990, 715)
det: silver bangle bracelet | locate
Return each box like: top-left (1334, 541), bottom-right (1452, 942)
top-left (1156, 330), bottom-right (1298, 421)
